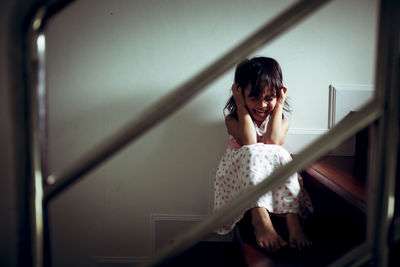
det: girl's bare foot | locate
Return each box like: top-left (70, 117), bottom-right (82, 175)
top-left (251, 208), bottom-right (287, 252)
top-left (286, 213), bottom-right (312, 251)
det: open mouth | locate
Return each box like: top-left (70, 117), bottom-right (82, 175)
top-left (255, 109), bottom-right (266, 115)
top-left (253, 109), bottom-right (268, 119)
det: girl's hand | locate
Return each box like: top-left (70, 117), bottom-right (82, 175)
top-left (226, 83), bottom-right (257, 145)
top-left (232, 83), bottom-right (246, 109)
top-left (277, 85), bottom-right (288, 106)
top-left (264, 85), bottom-right (289, 145)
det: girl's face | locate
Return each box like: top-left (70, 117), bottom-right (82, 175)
top-left (244, 85), bottom-right (277, 125)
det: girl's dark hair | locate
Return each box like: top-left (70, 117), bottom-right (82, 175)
top-left (224, 57), bottom-right (291, 119)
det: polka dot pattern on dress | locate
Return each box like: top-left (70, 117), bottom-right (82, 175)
top-left (214, 137), bottom-right (313, 235)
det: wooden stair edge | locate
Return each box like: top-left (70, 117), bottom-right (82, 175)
top-left (302, 160), bottom-right (366, 212)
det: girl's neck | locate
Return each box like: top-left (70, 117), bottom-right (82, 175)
top-left (255, 117), bottom-right (268, 127)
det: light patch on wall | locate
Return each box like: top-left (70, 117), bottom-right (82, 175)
top-left (284, 84), bottom-right (374, 156)
top-left (284, 128), bottom-right (327, 154)
top-left (328, 84), bottom-right (374, 129)
top-left (328, 84), bottom-right (374, 156)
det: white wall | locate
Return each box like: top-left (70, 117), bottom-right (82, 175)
top-left (0, 0), bottom-right (377, 266)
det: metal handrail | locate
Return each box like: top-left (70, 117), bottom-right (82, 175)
top-left (43, 0), bottom-right (332, 201)
top-left (12, 0), bottom-right (332, 265)
top-left (10, 0), bottom-right (398, 266)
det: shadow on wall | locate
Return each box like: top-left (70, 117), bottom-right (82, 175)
top-left (49, 87), bottom-right (227, 245)
top-left (48, 86), bottom-right (228, 208)
top-left (47, 89), bottom-right (228, 262)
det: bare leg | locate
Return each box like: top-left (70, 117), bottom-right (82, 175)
top-left (286, 213), bottom-right (312, 250)
top-left (251, 207), bottom-right (287, 252)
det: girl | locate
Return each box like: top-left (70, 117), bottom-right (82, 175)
top-left (213, 57), bottom-right (313, 252)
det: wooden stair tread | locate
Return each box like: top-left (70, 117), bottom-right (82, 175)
top-left (303, 157), bottom-right (366, 211)
top-left (310, 160), bottom-right (366, 200)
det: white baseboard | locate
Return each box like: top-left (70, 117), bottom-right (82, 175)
top-left (92, 214), bottom-right (211, 266)
top-left (149, 213), bottom-right (210, 255)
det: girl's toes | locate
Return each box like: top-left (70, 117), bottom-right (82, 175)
top-left (279, 239), bottom-right (288, 248)
top-left (271, 239), bottom-right (285, 252)
top-left (266, 242), bottom-right (274, 252)
top-left (263, 242), bottom-right (272, 252)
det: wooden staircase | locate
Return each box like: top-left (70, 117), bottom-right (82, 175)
top-left (235, 155), bottom-right (367, 267)
top-left (158, 124), bottom-right (400, 267)
top-left (158, 155), bottom-right (368, 267)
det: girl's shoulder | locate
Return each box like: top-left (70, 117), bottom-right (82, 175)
top-left (224, 113), bottom-right (238, 127)
top-left (225, 114), bottom-right (236, 134)
top-left (225, 113), bottom-right (237, 121)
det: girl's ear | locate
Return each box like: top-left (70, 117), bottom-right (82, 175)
top-left (242, 84), bottom-right (251, 97)
top-left (275, 87), bottom-right (281, 98)
top-left (240, 84), bottom-right (246, 98)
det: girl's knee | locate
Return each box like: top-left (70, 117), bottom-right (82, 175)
top-left (273, 145), bottom-right (290, 156)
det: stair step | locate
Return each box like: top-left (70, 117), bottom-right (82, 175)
top-left (302, 156), bottom-right (366, 212)
top-left (236, 212), bottom-right (341, 267)
top-left (159, 156), bottom-right (367, 267)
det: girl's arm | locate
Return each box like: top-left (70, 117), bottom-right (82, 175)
top-left (225, 84), bottom-right (257, 146)
top-left (264, 86), bottom-right (290, 145)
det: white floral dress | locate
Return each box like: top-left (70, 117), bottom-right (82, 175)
top-left (213, 117), bottom-right (313, 234)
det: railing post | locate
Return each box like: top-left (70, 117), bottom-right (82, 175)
top-left (24, 12), bottom-right (47, 267)
top-left (8, 2), bottom-right (44, 266)
top-left (8, 1), bottom-right (77, 266)
top-left (366, 0), bottom-right (400, 266)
